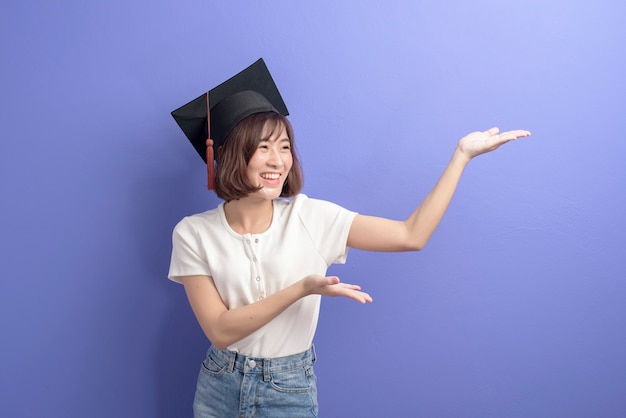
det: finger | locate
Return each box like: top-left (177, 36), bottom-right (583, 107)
top-left (358, 291), bottom-right (373, 303)
top-left (325, 276), bottom-right (340, 285)
top-left (500, 130), bottom-right (531, 141)
top-left (484, 127), bottom-right (500, 136)
top-left (339, 283), bottom-right (362, 290)
top-left (349, 291), bottom-right (373, 304)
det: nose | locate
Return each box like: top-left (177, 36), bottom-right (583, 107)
top-left (267, 147), bottom-right (284, 167)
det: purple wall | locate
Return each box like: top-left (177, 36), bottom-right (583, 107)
top-left (2, 0), bottom-right (625, 416)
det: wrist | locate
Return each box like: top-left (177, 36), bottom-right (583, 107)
top-left (296, 276), bottom-right (312, 298)
top-left (452, 145), bottom-right (472, 166)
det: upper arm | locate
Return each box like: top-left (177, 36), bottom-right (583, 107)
top-left (180, 275), bottom-right (228, 341)
top-left (347, 214), bottom-right (422, 252)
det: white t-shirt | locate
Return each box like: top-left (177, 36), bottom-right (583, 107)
top-left (168, 194), bottom-right (357, 358)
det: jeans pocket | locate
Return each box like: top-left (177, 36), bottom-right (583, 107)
top-left (199, 352), bottom-right (227, 377)
top-left (269, 366), bottom-right (314, 394)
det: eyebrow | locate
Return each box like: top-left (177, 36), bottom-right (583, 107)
top-left (260, 137), bottom-right (290, 143)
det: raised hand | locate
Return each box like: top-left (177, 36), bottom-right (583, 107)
top-left (457, 127), bottom-right (531, 160)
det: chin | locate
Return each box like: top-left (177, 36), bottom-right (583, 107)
top-left (256, 186), bottom-right (283, 200)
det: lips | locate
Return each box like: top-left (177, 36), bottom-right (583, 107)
top-left (259, 172), bottom-right (284, 187)
top-left (260, 173), bottom-right (281, 180)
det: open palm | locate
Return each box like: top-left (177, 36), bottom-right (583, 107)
top-left (458, 127), bottom-right (531, 159)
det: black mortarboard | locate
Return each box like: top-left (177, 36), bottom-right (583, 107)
top-left (171, 58), bottom-right (289, 189)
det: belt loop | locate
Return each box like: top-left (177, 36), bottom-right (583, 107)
top-left (263, 358), bottom-right (271, 382)
top-left (227, 350), bottom-right (236, 373)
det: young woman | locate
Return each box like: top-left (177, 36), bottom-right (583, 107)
top-left (169, 59), bottom-right (530, 417)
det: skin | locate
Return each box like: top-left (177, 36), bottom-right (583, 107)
top-left (181, 125), bottom-right (531, 349)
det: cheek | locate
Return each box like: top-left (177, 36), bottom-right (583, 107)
top-left (247, 154), bottom-right (264, 169)
top-left (245, 159), bottom-right (259, 180)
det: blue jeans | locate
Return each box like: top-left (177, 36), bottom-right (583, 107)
top-left (193, 345), bottom-right (319, 417)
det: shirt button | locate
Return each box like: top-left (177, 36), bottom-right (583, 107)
top-left (253, 257), bottom-right (257, 262)
top-left (246, 239), bottom-right (250, 244)
top-left (255, 238), bottom-right (259, 243)
top-left (259, 296), bottom-right (264, 300)
top-left (256, 277), bottom-right (261, 281)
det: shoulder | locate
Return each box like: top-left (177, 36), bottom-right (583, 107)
top-left (299, 194), bottom-right (355, 215)
top-left (277, 194), bottom-right (357, 223)
top-left (274, 194), bottom-right (330, 214)
top-left (173, 206), bottom-right (222, 236)
top-left (275, 193), bottom-right (348, 211)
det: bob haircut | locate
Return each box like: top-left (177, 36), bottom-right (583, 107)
top-left (215, 112), bottom-right (304, 202)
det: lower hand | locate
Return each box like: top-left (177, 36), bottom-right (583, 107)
top-left (302, 275), bottom-right (373, 304)
top-left (457, 127), bottom-right (531, 160)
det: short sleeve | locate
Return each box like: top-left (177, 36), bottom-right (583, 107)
top-left (296, 196), bottom-right (357, 265)
top-left (168, 217), bottom-right (212, 283)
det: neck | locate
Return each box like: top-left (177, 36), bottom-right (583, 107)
top-left (224, 197), bottom-right (274, 235)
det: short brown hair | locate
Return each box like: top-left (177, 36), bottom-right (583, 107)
top-left (215, 112), bottom-right (304, 201)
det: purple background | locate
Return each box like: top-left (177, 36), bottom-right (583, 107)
top-left (2, 1), bottom-right (625, 416)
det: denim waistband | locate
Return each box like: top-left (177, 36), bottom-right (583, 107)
top-left (208, 344), bottom-right (316, 376)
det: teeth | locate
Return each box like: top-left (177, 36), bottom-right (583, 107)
top-left (261, 173), bottom-right (280, 180)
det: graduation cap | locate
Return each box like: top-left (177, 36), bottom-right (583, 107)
top-left (171, 58), bottom-right (289, 190)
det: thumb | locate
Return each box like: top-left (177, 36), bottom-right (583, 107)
top-left (325, 276), bottom-right (340, 285)
top-left (485, 127), bottom-right (500, 136)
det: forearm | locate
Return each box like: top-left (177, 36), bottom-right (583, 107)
top-left (185, 274), bottom-right (366, 349)
top-left (404, 146), bottom-right (470, 249)
top-left (204, 280), bottom-right (309, 349)
top-left (404, 127), bottom-right (531, 248)
top-left (348, 128), bottom-right (529, 252)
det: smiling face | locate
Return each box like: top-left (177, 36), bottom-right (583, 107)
top-left (245, 123), bottom-right (293, 201)
top-left (215, 112), bottom-right (303, 202)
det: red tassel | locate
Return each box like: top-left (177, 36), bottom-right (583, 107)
top-left (206, 138), bottom-right (215, 190)
top-left (205, 92), bottom-right (216, 190)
